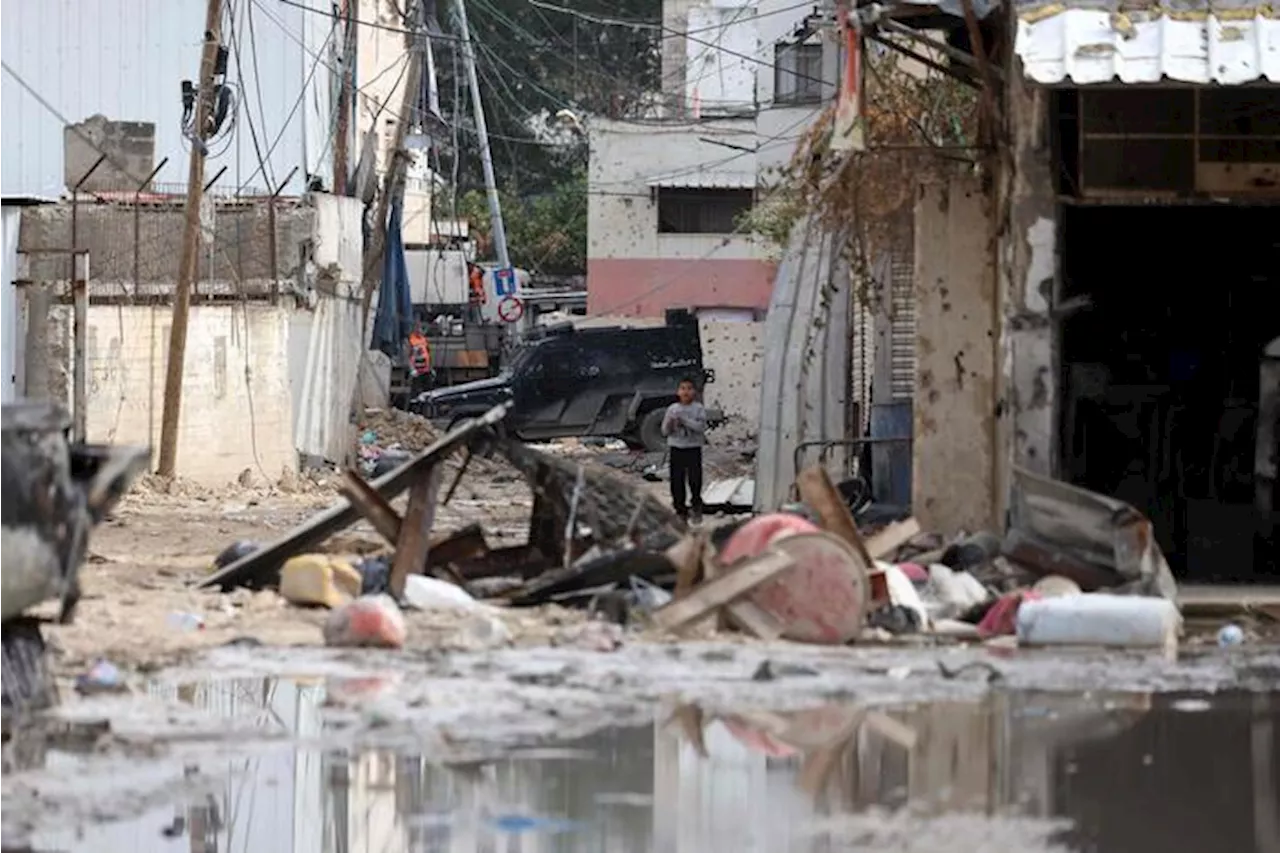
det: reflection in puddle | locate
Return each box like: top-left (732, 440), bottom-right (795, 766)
top-left (20, 682), bottom-right (1280, 853)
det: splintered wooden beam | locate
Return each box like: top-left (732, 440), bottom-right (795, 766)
top-left (339, 469), bottom-right (403, 543)
top-left (389, 464), bottom-right (444, 598)
top-left (865, 517), bottom-right (922, 560)
top-left (701, 544), bottom-right (785, 640)
top-left (199, 403), bottom-right (509, 591)
top-left (338, 469), bottom-right (491, 570)
top-left (795, 465), bottom-right (875, 566)
top-left (652, 549), bottom-right (796, 635)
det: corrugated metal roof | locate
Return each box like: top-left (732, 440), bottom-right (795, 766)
top-left (1, 0), bottom-right (333, 199)
top-left (647, 171), bottom-right (757, 189)
top-left (1015, 2), bottom-right (1280, 84)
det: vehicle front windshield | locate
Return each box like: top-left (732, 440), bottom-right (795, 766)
top-left (502, 342), bottom-right (540, 377)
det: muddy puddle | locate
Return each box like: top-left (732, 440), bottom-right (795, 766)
top-left (10, 679), bottom-right (1278, 853)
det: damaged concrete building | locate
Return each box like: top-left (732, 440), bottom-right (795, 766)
top-left (14, 188), bottom-right (366, 484)
top-left (838, 0), bottom-right (1279, 581)
top-left (0, 0), bottom-right (407, 484)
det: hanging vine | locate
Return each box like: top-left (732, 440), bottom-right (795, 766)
top-left (742, 36), bottom-right (982, 264)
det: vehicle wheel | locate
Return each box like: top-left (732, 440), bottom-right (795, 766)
top-left (638, 408), bottom-right (667, 453)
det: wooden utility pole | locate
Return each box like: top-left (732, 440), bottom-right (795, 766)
top-left (347, 0), bottom-right (425, 467)
top-left (358, 0), bottom-right (424, 322)
top-left (333, 0), bottom-right (356, 195)
top-left (157, 0), bottom-right (224, 477)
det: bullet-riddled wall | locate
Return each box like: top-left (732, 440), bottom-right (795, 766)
top-left (912, 173), bottom-right (998, 533)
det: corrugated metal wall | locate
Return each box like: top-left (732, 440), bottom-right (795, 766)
top-left (849, 277), bottom-right (874, 431)
top-left (1, 0), bottom-right (333, 199)
top-left (889, 240), bottom-right (917, 401)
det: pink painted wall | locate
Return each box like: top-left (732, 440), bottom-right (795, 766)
top-left (587, 257), bottom-right (776, 318)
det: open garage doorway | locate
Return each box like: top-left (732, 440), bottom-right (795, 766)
top-left (1059, 204), bottom-right (1279, 582)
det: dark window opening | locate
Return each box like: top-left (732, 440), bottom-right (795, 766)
top-left (1062, 88), bottom-right (1280, 196)
top-left (1060, 205), bottom-right (1280, 582)
top-left (656, 187), bottom-right (754, 234)
top-left (774, 41), bottom-right (824, 105)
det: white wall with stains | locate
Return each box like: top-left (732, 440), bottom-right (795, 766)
top-left (913, 173), bottom-right (998, 533)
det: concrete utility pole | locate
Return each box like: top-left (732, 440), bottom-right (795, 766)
top-left (157, 0), bottom-right (224, 477)
top-left (453, 0), bottom-right (510, 271)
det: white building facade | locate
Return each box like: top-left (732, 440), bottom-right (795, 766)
top-left (586, 0), bottom-right (838, 318)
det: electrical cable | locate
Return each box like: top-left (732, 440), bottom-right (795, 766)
top-left (467, 0), bottom-right (831, 125)
top-left (272, 0), bottom-right (465, 42)
top-left (2, 62), bottom-right (277, 478)
top-left (524, 0), bottom-right (831, 89)
top-left (236, 0), bottom-right (341, 193)
top-left (245, 0), bottom-right (279, 188)
top-left (271, 0), bottom-right (812, 40)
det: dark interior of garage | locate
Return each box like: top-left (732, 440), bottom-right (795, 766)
top-left (1059, 204), bottom-right (1279, 582)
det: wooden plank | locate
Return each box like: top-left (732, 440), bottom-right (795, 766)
top-left (339, 469), bottom-right (402, 543)
top-left (664, 534), bottom-right (704, 600)
top-left (199, 404), bottom-right (508, 591)
top-left (865, 517), bottom-right (922, 560)
top-left (652, 549), bottom-right (796, 635)
top-left (699, 545), bottom-right (785, 640)
top-left (389, 465), bottom-right (443, 598)
top-left (727, 598), bottom-right (786, 641)
top-left (698, 546), bottom-right (732, 632)
top-left (339, 473), bottom-right (485, 566)
top-left (426, 523), bottom-right (489, 570)
top-left (863, 711), bottom-right (918, 750)
top-left (795, 465), bottom-right (875, 566)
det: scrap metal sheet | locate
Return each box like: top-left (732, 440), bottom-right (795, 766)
top-left (1015, 3), bottom-right (1280, 84)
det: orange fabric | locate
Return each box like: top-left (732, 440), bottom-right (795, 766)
top-left (468, 265), bottom-right (486, 304)
top-left (408, 331), bottom-right (431, 376)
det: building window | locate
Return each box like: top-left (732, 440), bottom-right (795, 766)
top-left (656, 188), bottom-right (754, 234)
top-left (1072, 87), bottom-right (1280, 196)
top-left (774, 41), bottom-right (824, 105)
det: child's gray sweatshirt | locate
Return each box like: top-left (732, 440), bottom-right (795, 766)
top-left (662, 401), bottom-right (707, 449)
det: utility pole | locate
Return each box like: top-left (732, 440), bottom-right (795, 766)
top-left (453, 0), bottom-right (510, 272)
top-left (349, 0), bottom-right (426, 469)
top-left (358, 0), bottom-right (425, 328)
top-left (157, 0), bottom-right (223, 477)
top-left (334, 0), bottom-right (356, 195)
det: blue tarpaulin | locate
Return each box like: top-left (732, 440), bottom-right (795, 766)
top-left (371, 199), bottom-right (413, 358)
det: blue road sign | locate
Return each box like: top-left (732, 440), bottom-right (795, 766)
top-left (494, 266), bottom-right (517, 297)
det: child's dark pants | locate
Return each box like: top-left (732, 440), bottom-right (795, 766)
top-left (668, 446), bottom-right (704, 518)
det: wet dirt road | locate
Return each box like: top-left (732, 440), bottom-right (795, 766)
top-left (5, 640), bottom-right (1280, 852)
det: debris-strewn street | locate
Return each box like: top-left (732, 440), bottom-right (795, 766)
top-left (4, 0), bottom-right (1279, 849)
top-left (4, 405), bottom-right (1278, 852)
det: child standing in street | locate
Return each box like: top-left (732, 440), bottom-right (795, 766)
top-left (662, 377), bottom-right (707, 524)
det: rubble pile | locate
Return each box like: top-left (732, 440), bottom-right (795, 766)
top-left (356, 407), bottom-right (440, 451)
top-left (193, 404), bottom-right (1242, 656)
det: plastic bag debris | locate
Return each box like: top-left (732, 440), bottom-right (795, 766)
top-left (75, 660), bottom-right (127, 695)
top-left (356, 555), bottom-right (391, 595)
top-left (212, 540), bottom-right (259, 572)
top-left (402, 575), bottom-right (480, 612)
top-left (166, 611), bottom-right (205, 632)
top-left (627, 576), bottom-right (672, 612)
top-left (323, 594), bottom-right (407, 649)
